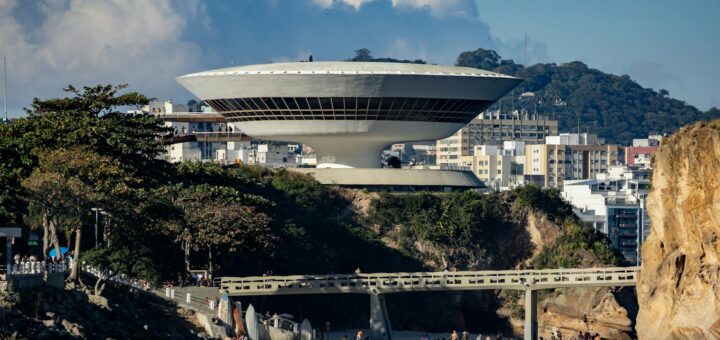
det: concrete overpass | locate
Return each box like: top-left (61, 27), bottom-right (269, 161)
top-left (155, 112), bottom-right (227, 123)
top-left (219, 267), bottom-right (638, 340)
top-left (160, 132), bottom-right (252, 145)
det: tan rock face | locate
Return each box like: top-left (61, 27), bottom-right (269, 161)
top-left (537, 287), bottom-right (634, 340)
top-left (637, 121), bottom-right (720, 339)
top-left (520, 211), bottom-right (635, 339)
top-left (526, 211), bottom-right (561, 258)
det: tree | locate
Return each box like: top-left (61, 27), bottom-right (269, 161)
top-left (455, 48), bottom-right (502, 70)
top-left (0, 123), bottom-right (27, 228)
top-left (187, 99), bottom-right (202, 112)
top-left (385, 156), bottom-right (402, 168)
top-left (347, 48), bottom-right (427, 64)
top-left (23, 147), bottom-right (137, 281)
top-left (17, 84), bottom-right (169, 182)
top-left (81, 247), bottom-right (148, 295)
top-left (353, 48), bottom-right (373, 61)
top-left (13, 84), bottom-right (173, 276)
top-left (163, 183), bottom-right (275, 278)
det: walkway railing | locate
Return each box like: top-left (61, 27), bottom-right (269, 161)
top-left (220, 267), bottom-right (639, 296)
top-left (161, 131), bottom-right (250, 145)
top-left (81, 264), bottom-right (218, 313)
top-left (1, 262), bottom-right (68, 276)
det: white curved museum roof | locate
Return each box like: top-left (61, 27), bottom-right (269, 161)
top-left (179, 62), bottom-right (516, 79)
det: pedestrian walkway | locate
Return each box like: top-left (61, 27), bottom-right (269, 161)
top-left (81, 265), bottom-right (220, 313)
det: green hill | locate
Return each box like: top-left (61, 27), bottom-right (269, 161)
top-left (456, 48), bottom-right (720, 144)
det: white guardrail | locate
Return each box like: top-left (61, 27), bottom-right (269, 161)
top-left (1, 262), bottom-right (68, 275)
top-left (220, 267), bottom-right (639, 296)
top-left (82, 264), bottom-right (217, 312)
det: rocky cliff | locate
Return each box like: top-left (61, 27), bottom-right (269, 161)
top-left (518, 212), bottom-right (635, 339)
top-left (637, 120), bottom-right (720, 339)
top-left (0, 283), bottom-right (206, 339)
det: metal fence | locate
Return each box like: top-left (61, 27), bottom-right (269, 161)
top-left (0, 262), bottom-right (68, 275)
top-left (81, 264), bottom-right (218, 313)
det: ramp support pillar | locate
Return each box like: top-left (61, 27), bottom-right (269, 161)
top-left (369, 292), bottom-right (392, 340)
top-left (524, 289), bottom-right (538, 340)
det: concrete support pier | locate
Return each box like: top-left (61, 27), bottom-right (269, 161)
top-left (369, 293), bottom-right (392, 340)
top-left (524, 289), bottom-right (537, 340)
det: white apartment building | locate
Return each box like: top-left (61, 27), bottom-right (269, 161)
top-left (562, 165), bottom-right (651, 265)
top-left (525, 133), bottom-right (622, 188)
top-left (249, 144), bottom-right (291, 167)
top-left (469, 141), bottom-right (544, 190)
top-left (436, 111), bottom-right (558, 169)
top-left (472, 145), bottom-right (511, 190)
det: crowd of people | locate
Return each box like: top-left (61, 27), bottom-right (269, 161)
top-left (328, 329), bottom-right (607, 340)
top-left (164, 124), bottom-right (235, 137)
top-left (539, 328), bottom-right (603, 340)
top-left (446, 330), bottom-right (508, 340)
top-left (6, 251), bottom-right (70, 274)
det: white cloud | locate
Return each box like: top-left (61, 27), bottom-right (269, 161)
top-left (391, 0), bottom-right (476, 18)
top-left (310, 0), bottom-right (477, 18)
top-left (311, 0), bottom-right (373, 10)
top-left (0, 0), bottom-right (205, 115)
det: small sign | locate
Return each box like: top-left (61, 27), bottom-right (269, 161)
top-left (28, 240), bottom-right (39, 246)
top-left (0, 228), bottom-right (21, 238)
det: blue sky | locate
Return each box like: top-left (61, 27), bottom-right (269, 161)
top-left (0, 0), bottom-right (718, 118)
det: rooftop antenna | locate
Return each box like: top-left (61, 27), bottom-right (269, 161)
top-left (577, 114), bottom-right (580, 134)
top-left (2, 56), bottom-right (7, 123)
top-left (524, 32), bottom-right (528, 68)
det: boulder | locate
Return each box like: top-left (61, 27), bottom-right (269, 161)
top-left (70, 324), bottom-right (84, 337)
top-left (89, 294), bottom-right (110, 310)
top-left (636, 121), bottom-right (720, 339)
top-left (60, 319), bottom-right (73, 332)
top-left (537, 288), bottom-right (633, 340)
top-left (42, 319), bottom-right (55, 327)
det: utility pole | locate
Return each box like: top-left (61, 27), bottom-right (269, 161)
top-left (3, 56), bottom-right (7, 122)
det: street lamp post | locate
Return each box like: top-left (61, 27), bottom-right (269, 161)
top-left (100, 211), bottom-right (110, 248)
top-left (91, 208), bottom-right (104, 248)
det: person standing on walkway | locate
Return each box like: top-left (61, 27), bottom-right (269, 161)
top-left (450, 330), bottom-right (459, 340)
top-left (356, 329), bottom-right (363, 340)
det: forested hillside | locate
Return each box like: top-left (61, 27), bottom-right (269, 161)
top-left (455, 48), bottom-right (720, 144)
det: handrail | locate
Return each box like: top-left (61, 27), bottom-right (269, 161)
top-left (81, 264), bottom-right (218, 313)
top-left (0, 262), bottom-right (68, 276)
top-left (219, 266), bottom-right (639, 296)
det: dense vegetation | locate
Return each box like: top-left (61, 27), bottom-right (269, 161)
top-left (369, 185), bottom-right (620, 271)
top-left (455, 48), bottom-right (720, 144)
top-left (368, 191), bottom-right (531, 270)
top-left (348, 48), bottom-right (427, 64)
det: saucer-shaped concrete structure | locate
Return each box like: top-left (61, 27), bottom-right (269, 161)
top-left (177, 62), bottom-right (521, 168)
